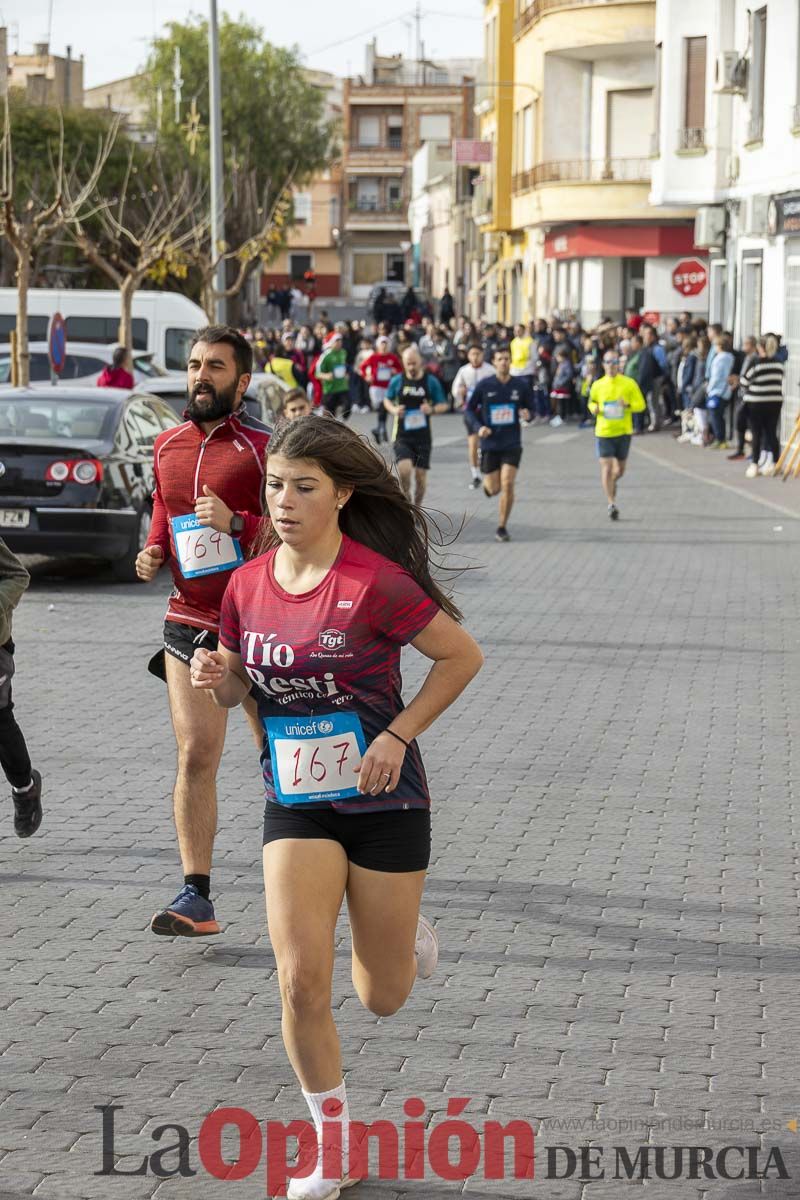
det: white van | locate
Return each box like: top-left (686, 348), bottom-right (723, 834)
top-left (0, 288), bottom-right (208, 371)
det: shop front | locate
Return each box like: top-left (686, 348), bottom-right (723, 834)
top-left (542, 223), bottom-right (706, 327)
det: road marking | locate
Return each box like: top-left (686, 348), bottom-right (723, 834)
top-left (539, 432), bottom-right (581, 445)
top-left (635, 446), bottom-right (800, 521)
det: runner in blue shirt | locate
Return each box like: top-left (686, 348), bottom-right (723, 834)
top-left (465, 346), bottom-right (532, 542)
top-left (385, 345), bottom-right (448, 505)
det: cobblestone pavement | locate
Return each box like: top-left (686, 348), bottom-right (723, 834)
top-left (1, 415), bottom-right (799, 1200)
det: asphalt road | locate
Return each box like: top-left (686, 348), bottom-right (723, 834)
top-left (1, 413), bottom-right (799, 1199)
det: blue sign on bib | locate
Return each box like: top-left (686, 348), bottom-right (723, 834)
top-left (403, 410), bottom-right (428, 433)
top-left (266, 711), bottom-right (368, 805)
top-left (170, 513), bottom-right (244, 579)
top-left (488, 403), bottom-right (515, 426)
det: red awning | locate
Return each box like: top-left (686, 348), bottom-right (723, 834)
top-left (544, 224), bottom-right (703, 260)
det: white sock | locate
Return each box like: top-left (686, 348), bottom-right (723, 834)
top-left (288, 1082), bottom-right (350, 1200)
top-left (471, 466), bottom-right (481, 479)
top-left (12, 779), bottom-right (34, 794)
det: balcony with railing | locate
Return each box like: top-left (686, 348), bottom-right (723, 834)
top-left (349, 139), bottom-right (405, 156)
top-left (512, 168), bottom-right (536, 194)
top-left (677, 127), bottom-right (706, 153)
top-left (515, 0), bottom-right (644, 38)
top-left (530, 157), bottom-right (652, 186)
top-left (348, 198), bottom-right (406, 213)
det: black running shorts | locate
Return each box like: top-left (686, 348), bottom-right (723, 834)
top-left (393, 438), bottom-right (432, 471)
top-left (263, 800), bottom-right (431, 872)
top-left (480, 446), bottom-right (523, 475)
top-left (147, 621), bottom-right (219, 681)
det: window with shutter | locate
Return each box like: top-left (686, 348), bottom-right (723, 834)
top-left (683, 37), bottom-right (707, 133)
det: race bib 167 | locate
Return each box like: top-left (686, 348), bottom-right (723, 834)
top-left (266, 711), bottom-right (367, 805)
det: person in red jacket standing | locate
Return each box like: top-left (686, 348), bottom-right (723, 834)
top-left (96, 347), bottom-right (134, 389)
top-left (135, 325), bottom-right (271, 939)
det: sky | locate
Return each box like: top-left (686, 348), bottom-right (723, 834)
top-left (4, 1), bottom-right (484, 88)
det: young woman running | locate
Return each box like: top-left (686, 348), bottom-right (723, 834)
top-left (190, 417), bottom-right (483, 1200)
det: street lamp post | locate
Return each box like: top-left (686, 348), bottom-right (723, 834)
top-left (208, 0), bottom-right (226, 323)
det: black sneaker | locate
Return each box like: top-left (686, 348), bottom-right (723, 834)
top-left (469, 476), bottom-right (482, 489)
top-left (13, 769), bottom-right (42, 838)
top-left (608, 504), bottom-right (619, 521)
top-left (495, 527), bottom-right (510, 542)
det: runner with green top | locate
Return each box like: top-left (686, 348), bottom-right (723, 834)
top-left (315, 331), bottom-right (351, 420)
top-left (587, 350), bottom-right (647, 520)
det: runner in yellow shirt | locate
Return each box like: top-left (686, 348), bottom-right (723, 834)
top-left (587, 351), bottom-right (646, 520)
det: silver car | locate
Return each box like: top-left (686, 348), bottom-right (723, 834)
top-left (0, 342), bottom-right (167, 386)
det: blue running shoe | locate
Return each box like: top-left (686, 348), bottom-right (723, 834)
top-left (150, 884), bottom-right (220, 937)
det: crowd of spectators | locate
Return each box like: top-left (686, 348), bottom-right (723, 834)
top-left (241, 292), bottom-right (788, 475)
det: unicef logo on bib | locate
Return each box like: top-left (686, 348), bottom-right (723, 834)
top-left (318, 719), bottom-right (334, 734)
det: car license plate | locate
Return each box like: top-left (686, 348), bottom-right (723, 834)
top-left (0, 510), bottom-right (30, 528)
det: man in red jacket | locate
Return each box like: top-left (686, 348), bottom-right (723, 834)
top-left (136, 325), bottom-right (270, 939)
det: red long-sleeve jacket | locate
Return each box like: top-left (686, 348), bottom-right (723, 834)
top-left (148, 410), bottom-right (271, 630)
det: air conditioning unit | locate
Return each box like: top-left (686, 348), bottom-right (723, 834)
top-left (715, 51), bottom-right (748, 94)
top-left (694, 205), bottom-right (726, 248)
top-left (743, 194), bottom-right (769, 236)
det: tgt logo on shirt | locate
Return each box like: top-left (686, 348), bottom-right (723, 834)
top-left (319, 628), bottom-right (345, 650)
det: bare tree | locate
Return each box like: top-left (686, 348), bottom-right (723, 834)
top-left (185, 166), bottom-right (294, 322)
top-left (63, 149), bottom-right (207, 354)
top-left (0, 99), bottom-right (118, 386)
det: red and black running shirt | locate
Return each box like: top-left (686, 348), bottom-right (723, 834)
top-left (219, 534), bottom-right (440, 812)
top-left (148, 409), bottom-right (271, 630)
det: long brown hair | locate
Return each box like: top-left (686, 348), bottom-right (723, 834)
top-left (263, 416), bottom-right (463, 621)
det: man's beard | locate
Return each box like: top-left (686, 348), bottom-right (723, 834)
top-left (185, 380), bottom-right (238, 422)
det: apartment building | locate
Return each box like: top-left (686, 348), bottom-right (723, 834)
top-left (470, 0), bottom-right (515, 319)
top-left (341, 43), bottom-right (477, 301)
top-left (409, 141), bottom-right (477, 312)
top-left (475, 0), bottom-right (701, 326)
top-left (262, 70), bottom-right (344, 301)
top-left (84, 74), bottom-right (154, 145)
top-left (650, 0), bottom-right (800, 434)
top-left (7, 39), bottom-right (83, 107)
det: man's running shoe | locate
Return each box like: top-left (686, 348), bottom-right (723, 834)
top-left (415, 913), bottom-right (439, 980)
top-left (13, 769), bottom-right (42, 838)
top-left (495, 526), bottom-right (510, 542)
top-left (151, 884), bottom-right (220, 937)
top-left (469, 476), bottom-right (482, 489)
top-left (608, 504), bottom-right (619, 521)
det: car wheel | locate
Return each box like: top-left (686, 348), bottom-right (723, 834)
top-left (111, 506), bottom-right (152, 582)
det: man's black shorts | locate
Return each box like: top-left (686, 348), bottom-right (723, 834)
top-left (147, 621), bottom-right (218, 681)
top-left (394, 438), bottom-right (432, 471)
top-left (480, 446), bottom-right (523, 475)
top-left (263, 800), bottom-right (431, 872)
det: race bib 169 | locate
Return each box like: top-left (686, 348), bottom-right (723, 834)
top-left (171, 514), bottom-right (244, 579)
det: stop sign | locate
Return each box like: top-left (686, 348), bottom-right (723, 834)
top-left (672, 258), bottom-right (707, 297)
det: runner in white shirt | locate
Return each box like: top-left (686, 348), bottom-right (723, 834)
top-left (451, 344), bottom-right (496, 489)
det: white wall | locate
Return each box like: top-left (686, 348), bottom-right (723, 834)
top-left (650, 0), bottom-right (733, 205)
top-left (645, 256), bottom-right (709, 313)
top-left (590, 53), bottom-right (655, 161)
top-left (543, 56), bottom-right (590, 160)
top-left (652, 0), bottom-right (800, 206)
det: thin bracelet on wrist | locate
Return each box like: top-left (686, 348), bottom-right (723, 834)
top-left (383, 728), bottom-right (410, 750)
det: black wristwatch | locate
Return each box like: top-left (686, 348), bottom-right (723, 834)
top-left (229, 512), bottom-right (245, 536)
